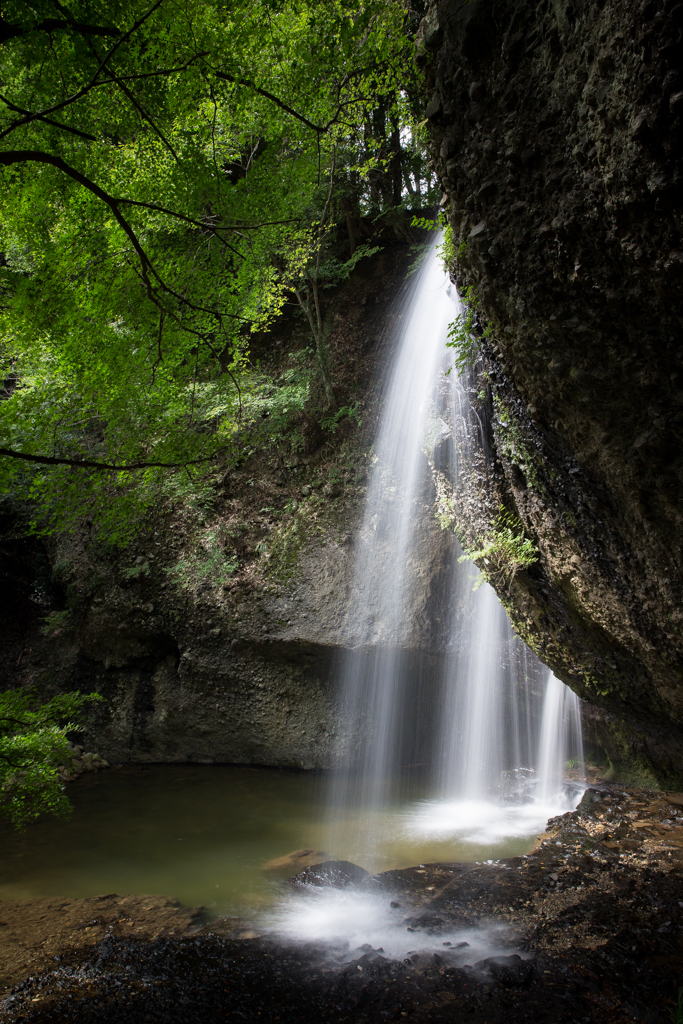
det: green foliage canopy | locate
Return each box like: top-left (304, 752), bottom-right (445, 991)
top-left (0, 0), bottom-right (430, 541)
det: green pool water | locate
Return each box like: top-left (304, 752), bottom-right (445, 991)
top-left (0, 765), bottom-right (555, 918)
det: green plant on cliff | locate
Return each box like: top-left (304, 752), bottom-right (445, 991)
top-left (320, 402), bottom-right (362, 433)
top-left (0, 0), bottom-right (428, 542)
top-left (445, 285), bottom-right (491, 377)
top-left (267, 497), bottom-right (326, 580)
top-left (459, 506), bottom-right (538, 589)
top-left (166, 526), bottom-right (239, 594)
top-left (437, 222), bottom-right (458, 270)
top-left (410, 214), bottom-right (441, 231)
top-left (0, 689), bottom-right (102, 828)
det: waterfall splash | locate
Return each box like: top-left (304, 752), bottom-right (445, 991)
top-left (265, 241), bottom-right (584, 954)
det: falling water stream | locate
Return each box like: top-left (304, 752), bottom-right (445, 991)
top-left (267, 240), bottom-right (585, 954)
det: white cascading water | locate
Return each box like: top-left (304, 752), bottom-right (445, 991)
top-left (438, 583), bottom-right (509, 800)
top-left (536, 669), bottom-right (585, 804)
top-left (324, 241), bottom-right (459, 853)
top-left (267, 240), bottom-right (584, 954)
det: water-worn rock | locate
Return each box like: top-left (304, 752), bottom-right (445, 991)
top-left (478, 954), bottom-right (533, 987)
top-left (420, 0), bottom-right (683, 778)
top-left (289, 860), bottom-right (369, 888)
top-left (57, 741), bottom-right (109, 782)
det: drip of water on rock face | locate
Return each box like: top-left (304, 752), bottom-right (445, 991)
top-left (265, 241), bottom-right (584, 955)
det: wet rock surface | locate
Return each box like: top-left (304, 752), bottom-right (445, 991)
top-left (420, 0), bottom-right (683, 777)
top-left (56, 742), bottom-right (109, 784)
top-left (0, 895), bottom-right (209, 994)
top-left (261, 848), bottom-right (331, 875)
top-left (2, 784), bottom-right (681, 1023)
top-left (289, 860), bottom-right (370, 888)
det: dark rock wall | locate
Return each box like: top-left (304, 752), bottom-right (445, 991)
top-left (419, 0), bottom-right (683, 776)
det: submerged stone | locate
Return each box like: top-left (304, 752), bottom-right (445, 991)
top-left (261, 849), bottom-right (330, 875)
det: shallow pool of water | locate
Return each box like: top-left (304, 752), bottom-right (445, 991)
top-left (0, 765), bottom-right (571, 919)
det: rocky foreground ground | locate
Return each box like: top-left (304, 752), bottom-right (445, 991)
top-left (0, 784), bottom-right (681, 1023)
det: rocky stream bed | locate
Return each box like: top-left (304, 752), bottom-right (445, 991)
top-left (0, 784), bottom-right (681, 1023)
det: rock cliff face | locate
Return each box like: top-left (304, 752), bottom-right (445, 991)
top-left (418, 0), bottom-right (683, 777)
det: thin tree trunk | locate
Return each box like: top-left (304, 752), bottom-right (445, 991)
top-left (294, 285), bottom-right (335, 408)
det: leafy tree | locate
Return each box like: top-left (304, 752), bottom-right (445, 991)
top-left (0, 0), bottom-right (433, 541)
top-left (0, 688), bottom-right (103, 828)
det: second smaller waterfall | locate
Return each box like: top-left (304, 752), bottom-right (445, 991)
top-left (536, 670), bottom-right (585, 806)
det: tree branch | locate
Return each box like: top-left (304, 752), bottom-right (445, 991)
top-left (0, 149), bottom-right (252, 332)
top-left (0, 148), bottom-right (161, 297)
top-left (87, 0), bottom-right (165, 87)
top-left (0, 0), bottom-right (164, 141)
top-left (0, 446), bottom-right (218, 472)
top-left (213, 70), bottom-right (323, 134)
top-left (0, 95), bottom-right (97, 141)
top-left (0, 17), bottom-right (120, 46)
top-left (116, 198), bottom-right (298, 232)
top-left (109, 74), bottom-right (179, 161)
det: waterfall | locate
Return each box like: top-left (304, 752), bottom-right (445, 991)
top-left (438, 583), bottom-right (515, 800)
top-left (325, 242), bottom-right (456, 856)
top-left (267, 241), bottom-right (585, 950)
top-left (325, 239), bottom-right (584, 858)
